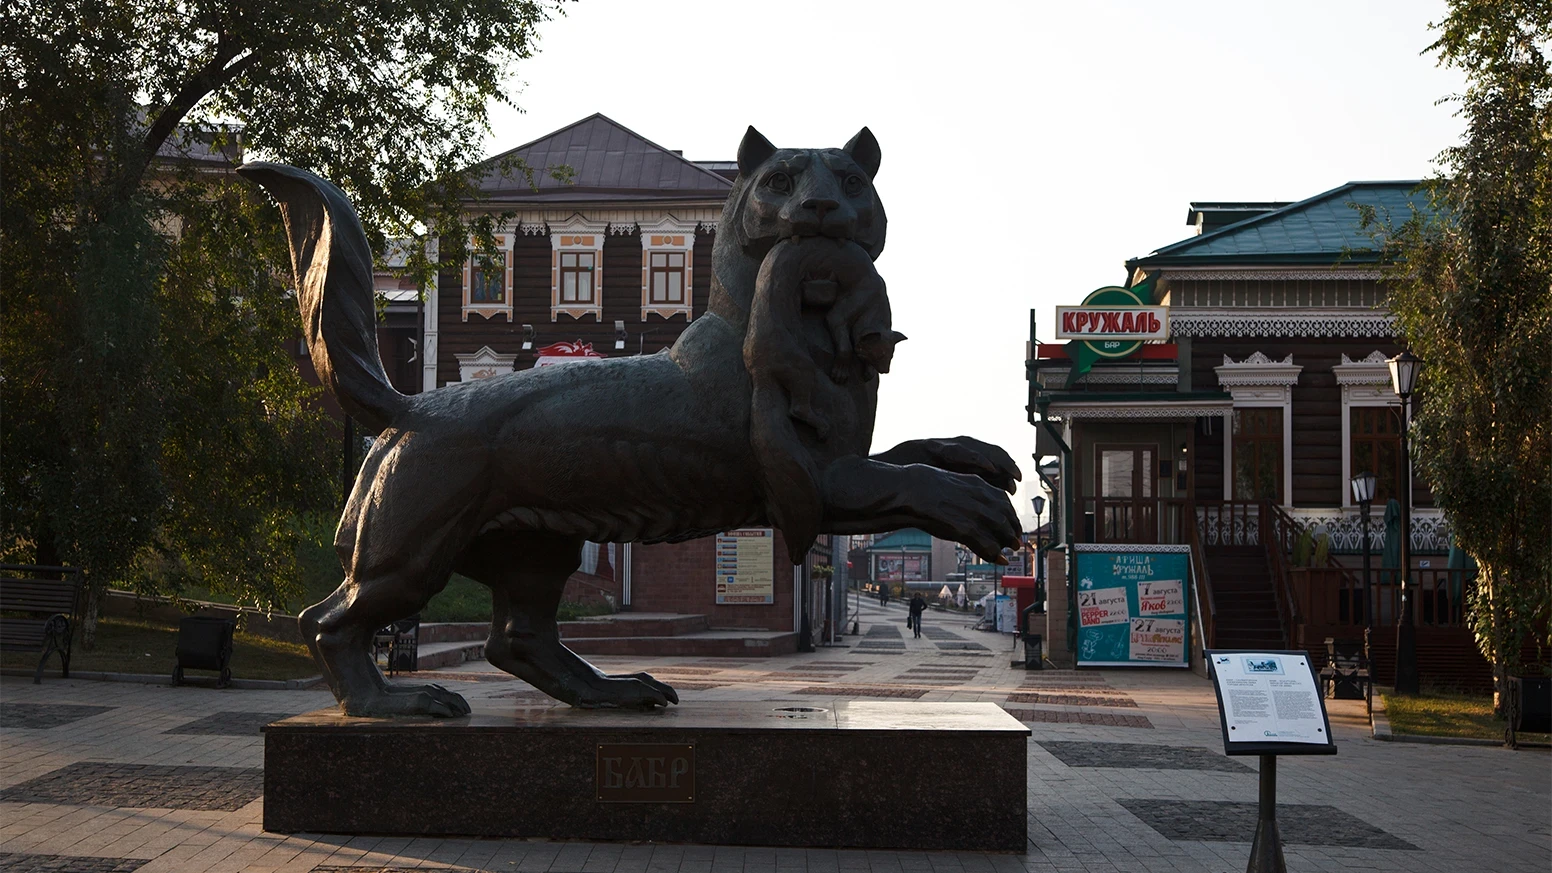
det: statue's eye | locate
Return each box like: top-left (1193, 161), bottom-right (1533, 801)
top-left (766, 172), bottom-right (792, 194)
top-left (843, 174), bottom-right (865, 197)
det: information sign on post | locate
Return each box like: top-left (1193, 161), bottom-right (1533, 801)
top-left (1206, 650), bottom-right (1337, 873)
top-left (714, 528), bottom-right (775, 604)
top-left (1205, 650), bottom-right (1337, 755)
top-left (1073, 545), bottom-right (1191, 668)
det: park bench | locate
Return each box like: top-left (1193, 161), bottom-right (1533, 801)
top-left (0, 564), bottom-right (84, 684)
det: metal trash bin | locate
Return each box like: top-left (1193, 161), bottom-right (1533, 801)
top-left (1506, 676), bottom-right (1551, 748)
top-left (1020, 603), bottom-right (1044, 670)
top-left (174, 615), bottom-right (235, 688)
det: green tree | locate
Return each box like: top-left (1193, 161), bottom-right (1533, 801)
top-left (1371, 0), bottom-right (1552, 702)
top-left (1, 0), bottom-right (562, 644)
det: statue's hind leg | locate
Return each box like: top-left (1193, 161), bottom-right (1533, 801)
top-left (459, 530), bottom-right (677, 708)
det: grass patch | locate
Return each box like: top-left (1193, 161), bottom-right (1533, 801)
top-left (1383, 690), bottom-right (1552, 743)
top-left (1, 616), bottom-right (317, 681)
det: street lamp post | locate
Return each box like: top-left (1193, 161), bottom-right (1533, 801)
top-left (1032, 496), bottom-right (1047, 604)
top-left (1350, 471), bottom-right (1377, 633)
top-left (1388, 350), bottom-right (1422, 695)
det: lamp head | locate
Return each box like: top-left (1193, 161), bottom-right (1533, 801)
top-left (1351, 470), bottom-right (1377, 506)
top-left (1387, 350), bottom-right (1422, 399)
top-left (1031, 495), bottom-right (1046, 517)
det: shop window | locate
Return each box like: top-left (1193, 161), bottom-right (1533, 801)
top-left (1351, 407), bottom-right (1403, 504)
top-left (1233, 408), bottom-right (1283, 501)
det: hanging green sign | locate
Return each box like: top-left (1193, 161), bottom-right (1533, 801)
top-left (1058, 278), bottom-right (1160, 387)
top-left (1074, 545), bottom-right (1192, 668)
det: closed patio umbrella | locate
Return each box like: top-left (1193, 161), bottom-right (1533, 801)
top-left (1380, 499), bottom-right (1401, 623)
top-left (1445, 534), bottom-right (1476, 623)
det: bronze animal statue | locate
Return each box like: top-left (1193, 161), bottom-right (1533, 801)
top-left (239, 126), bottom-right (1022, 718)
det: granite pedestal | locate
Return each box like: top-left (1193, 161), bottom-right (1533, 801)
top-left (263, 700), bottom-right (1029, 850)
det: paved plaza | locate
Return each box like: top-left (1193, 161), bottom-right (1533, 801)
top-left (1, 601), bottom-right (1546, 873)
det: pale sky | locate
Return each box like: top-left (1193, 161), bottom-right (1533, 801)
top-left (483, 0), bottom-right (1464, 530)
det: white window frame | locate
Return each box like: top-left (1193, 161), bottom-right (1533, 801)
top-left (550, 216), bottom-right (607, 322)
top-left (1214, 352), bottom-right (1302, 505)
top-left (1334, 351), bottom-right (1404, 508)
top-left (638, 218), bottom-right (696, 321)
top-left (461, 234), bottom-right (514, 322)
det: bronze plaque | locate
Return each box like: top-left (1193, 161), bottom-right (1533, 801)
top-left (595, 743), bottom-right (695, 803)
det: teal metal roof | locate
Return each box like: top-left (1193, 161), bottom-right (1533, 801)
top-left (1128, 181), bottom-right (1429, 269)
top-left (868, 528), bottom-right (933, 551)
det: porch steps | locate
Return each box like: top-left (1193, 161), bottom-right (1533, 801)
top-left (1205, 545), bottom-right (1286, 649)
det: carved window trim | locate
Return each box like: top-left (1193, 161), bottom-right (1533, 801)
top-left (1335, 351), bottom-right (1404, 508)
top-left (461, 234), bottom-right (514, 322)
top-left (454, 345), bottom-right (517, 382)
top-left (550, 217), bottom-right (607, 322)
top-left (638, 219), bottom-right (696, 321)
top-left (1214, 352), bottom-right (1302, 504)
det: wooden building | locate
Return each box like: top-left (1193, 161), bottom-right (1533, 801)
top-left (1029, 182), bottom-right (1496, 688)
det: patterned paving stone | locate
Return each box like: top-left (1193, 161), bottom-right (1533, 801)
top-left (934, 651), bottom-right (990, 658)
top-left (864, 625), bottom-right (903, 639)
top-left (902, 667), bottom-right (980, 674)
top-left (1006, 691), bottom-right (1138, 707)
top-left (1118, 799), bottom-right (1420, 849)
top-left (1038, 741), bottom-right (1250, 772)
top-left (0, 852), bottom-right (147, 872)
top-left (162, 711), bottom-right (296, 736)
top-left (923, 662), bottom-right (984, 670)
top-left (0, 762), bottom-right (263, 811)
top-left (0, 703), bottom-right (115, 730)
top-left (645, 667), bottom-right (721, 675)
top-left (1021, 674), bottom-right (1110, 687)
top-left (856, 640), bottom-right (906, 650)
top-left (932, 641), bottom-right (989, 651)
top-left (918, 626), bottom-right (968, 640)
top-left (794, 685), bottom-right (928, 699)
top-left (1002, 709), bottom-right (1155, 728)
top-left (764, 671), bottom-right (840, 680)
top-left (849, 648), bottom-right (903, 655)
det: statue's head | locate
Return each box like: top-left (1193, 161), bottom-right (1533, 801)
top-left (724, 126), bottom-right (887, 265)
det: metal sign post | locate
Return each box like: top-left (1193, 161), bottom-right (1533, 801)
top-left (1205, 650), bottom-right (1337, 873)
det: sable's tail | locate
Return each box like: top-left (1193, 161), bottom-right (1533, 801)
top-left (238, 162), bottom-right (406, 432)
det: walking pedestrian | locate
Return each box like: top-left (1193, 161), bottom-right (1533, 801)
top-left (878, 584), bottom-right (889, 607)
top-left (908, 592), bottom-right (927, 638)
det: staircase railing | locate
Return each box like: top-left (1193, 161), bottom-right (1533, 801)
top-left (1264, 503), bottom-right (1303, 648)
top-left (1185, 502), bottom-right (1216, 649)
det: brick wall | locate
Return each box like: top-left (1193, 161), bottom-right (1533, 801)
top-left (630, 534), bottom-right (797, 631)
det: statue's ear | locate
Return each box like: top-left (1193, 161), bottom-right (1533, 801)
top-left (738, 126), bottom-right (778, 176)
top-left (844, 127), bottom-right (881, 179)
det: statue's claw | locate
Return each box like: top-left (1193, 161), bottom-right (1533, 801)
top-left (340, 684), bottom-right (471, 718)
top-left (611, 671), bottom-right (680, 705)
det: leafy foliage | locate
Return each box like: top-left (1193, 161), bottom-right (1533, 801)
top-left (1367, 0), bottom-right (1552, 684)
top-left (1, 0), bottom-right (562, 643)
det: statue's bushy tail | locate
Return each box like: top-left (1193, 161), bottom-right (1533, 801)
top-left (238, 163), bottom-right (406, 433)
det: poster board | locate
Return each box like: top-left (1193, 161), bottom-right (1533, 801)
top-left (1074, 544), bottom-right (1191, 667)
top-left (1205, 650), bottom-right (1338, 756)
top-left (714, 528), bottom-right (774, 604)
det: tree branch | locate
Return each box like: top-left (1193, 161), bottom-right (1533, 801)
top-left (126, 36), bottom-right (260, 192)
